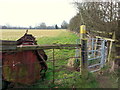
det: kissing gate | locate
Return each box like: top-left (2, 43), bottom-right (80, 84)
top-left (87, 38), bottom-right (107, 72)
top-left (75, 25), bottom-right (108, 74)
top-left (75, 38), bottom-right (108, 73)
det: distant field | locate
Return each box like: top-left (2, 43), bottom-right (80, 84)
top-left (0, 29), bottom-right (68, 40)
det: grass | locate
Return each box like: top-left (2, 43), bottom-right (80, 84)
top-left (1, 29), bottom-right (99, 88)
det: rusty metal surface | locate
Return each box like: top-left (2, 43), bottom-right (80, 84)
top-left (1, 33), bottom-right (48, 85)
top-left (2, 51), bottom-right (41, 84)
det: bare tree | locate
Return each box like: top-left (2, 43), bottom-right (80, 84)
top-left (61, 20), bottom-right (68, 29)
top-left (69, 1), bottom-right (119, 35)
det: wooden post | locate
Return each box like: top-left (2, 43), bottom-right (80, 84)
top-left (81, 39), bottom-right (88, 78)
top-left (107, 41), bottom-right (113, 62)
top-left (80, 25), bottom-right (88, 76)
top-left (107, 32), bottom-right (115, 62)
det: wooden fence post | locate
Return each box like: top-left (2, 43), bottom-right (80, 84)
top-left (81, 39), bottom-right (88, 78)
top-left (80, 25), bottom-right (88, 77)
top-left (107, 32), bottom-right (115, 62)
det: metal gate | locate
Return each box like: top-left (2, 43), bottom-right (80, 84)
top-left (75, 38), bottom-right (108, 73)
top-left (87, 38), bottom-right (108, 72)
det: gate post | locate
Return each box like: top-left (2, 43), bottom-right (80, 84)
top-left (107, 32), bottom-right (115, 62)
top-left (80, 25), bottom-right (88, 77)
top-left (80, 25), bottom-right (86, 43)
top-left (81, 39), bottom-right (88, 78)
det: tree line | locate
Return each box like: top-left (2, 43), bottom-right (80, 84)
top-left (1, 20), bottom-right (68, 30)
top-left (68, 1), bottom-right (119, 41)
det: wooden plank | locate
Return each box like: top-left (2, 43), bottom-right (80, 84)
top-left (95, 36), bottom-right (115, 42)
top-left (90, 30), bottom-right (113, 38)
top-left (17, 44), bottom-right (81, 50)
top-left (90, 30), bottom-right (112, 35)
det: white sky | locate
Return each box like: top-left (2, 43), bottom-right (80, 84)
top-left (0, 0), bottom-right (77, 27)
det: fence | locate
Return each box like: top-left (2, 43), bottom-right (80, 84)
top-left (1, 41), bottom-right (82, 88)
top-left (0, 25), bottom-right (115, 88)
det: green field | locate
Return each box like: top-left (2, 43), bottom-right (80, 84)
top-left (1, 29), bottom-right (117, 88)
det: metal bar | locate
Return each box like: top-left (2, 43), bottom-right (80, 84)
top-left (17, 44), bottom-right (81, 50)
top-left (88, 63), bottom-right (100, 68)
top-left (1, 44), bottom-right (81, 52)
top-left (88, 56), bottom-right (102, 60)
top-left (94, 38), bottom-right (98, 58)
top-left (97, 45), bottom-right (102, 46)
top-left (90, 68), bottom-right (101, 73)
top-left (52, 49), bottom-right (55, 84)
top-left (100, 40), bottom-right (105, 68)
top-left (75, 39), bottom-right (80, 62)
top-left (88, 50), bottom-right (100, 52)
top-left (91, 38), bottom-right (94, 57)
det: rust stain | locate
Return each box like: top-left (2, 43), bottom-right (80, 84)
top-left (2, 51), bottom-right (41, 84)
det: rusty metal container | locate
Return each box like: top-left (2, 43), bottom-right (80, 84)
top-left (1, 33), bottom-right (47, 85)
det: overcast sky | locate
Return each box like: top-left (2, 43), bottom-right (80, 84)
top-left (0, 0), bottom-right (77, 27)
